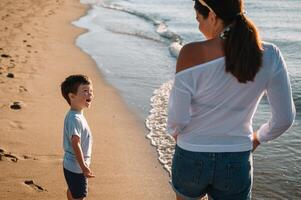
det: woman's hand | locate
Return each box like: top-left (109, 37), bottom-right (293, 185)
top-left (252, 132), bottom-right (260, 152)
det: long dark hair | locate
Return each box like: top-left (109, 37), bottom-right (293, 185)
top-left (195, 0), bottom-right (263, 83)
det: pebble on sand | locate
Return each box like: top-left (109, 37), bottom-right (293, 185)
top-left (7, 73), bottom-right (14, 78)
top-left (10, 102), bottom-right (22, 110)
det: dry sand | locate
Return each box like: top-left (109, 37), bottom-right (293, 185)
top-left (0, 0), bottom-right (174, 199)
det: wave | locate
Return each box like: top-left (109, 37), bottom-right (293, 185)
top-left (101, 2), bottom-right (183, 58)
top-left (105, 27), bottom-right (163, 43)
top-left (145, 80), bottom-right (175, 175)
top-left (291, 76), bottom-right (301, 115)
top-left (80, 0), bottom-right (103, 6)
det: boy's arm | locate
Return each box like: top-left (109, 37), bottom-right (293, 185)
top-left (71, 135), bottom-right (95, 178)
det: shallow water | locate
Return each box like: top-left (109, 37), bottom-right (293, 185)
top-left (76, 0), bottom-right (301, 199)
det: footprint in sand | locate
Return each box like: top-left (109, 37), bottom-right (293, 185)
top-left (24, 180), bottom-right (46, 192)
top-left (19, 85), bottom-right (28, 92)
top-left (0, 148), bottom-right (37, 162)
top-left (23, 155), bottom-right (37, 160)
top-left (9, 120), bottom-right (24, 129)
top-left (7, 73), bottom-right (14, 78)
top-left (13, 23), bottom-right (23, 28)
top-left (0, 148), bottom-right (18, 162)
top-left (10, 101), bottom-right (22, 110)
top-left (1, 54), bottom-right (10, 58)
top-left (8, 63), bottom-right (15, 68)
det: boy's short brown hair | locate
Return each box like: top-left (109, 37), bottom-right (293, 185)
top-left (61, 74), bottom-right (91, 105)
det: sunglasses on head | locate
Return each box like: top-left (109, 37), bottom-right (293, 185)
top-left (198, 0), bottom-right (216, 15)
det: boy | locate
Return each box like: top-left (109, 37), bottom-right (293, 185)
top-left (61, 75), bottom-right (95, 200)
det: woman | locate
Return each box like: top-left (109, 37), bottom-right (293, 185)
top-left (167, 0), bottom-right (296, 199)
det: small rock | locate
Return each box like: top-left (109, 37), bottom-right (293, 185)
top-left (24, 180), bottom-right (34, 185)
top-left (10, 102), bottom-right (22, 110)
top-left (7, 73), bottom-right (14, 78)
top-left (1, 54), bottom-right (10, 58)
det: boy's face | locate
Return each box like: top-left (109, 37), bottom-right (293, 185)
top-left (70, 83), bottom-right (94, 110)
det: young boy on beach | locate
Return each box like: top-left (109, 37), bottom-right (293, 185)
top-left (61, 74), bottom-right (95, 200)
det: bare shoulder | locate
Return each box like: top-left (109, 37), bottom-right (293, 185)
top-left (176, 42), bottom-right (204, 73)
top-left (176, 39), bottom-right (224, 73)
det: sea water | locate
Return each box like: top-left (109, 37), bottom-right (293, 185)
top-left (75, 0), bottom-right (301, 199)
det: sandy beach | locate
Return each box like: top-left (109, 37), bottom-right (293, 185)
top-left (0, 0), bottom-right (174, 199)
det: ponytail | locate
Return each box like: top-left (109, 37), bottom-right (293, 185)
top-left (194, 0), bottom-right (263, 83)
top-left (223, 14), bottom-right (263, 83)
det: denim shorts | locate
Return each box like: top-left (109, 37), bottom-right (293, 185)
top-left (63, 168), bottom-right (87, 199)
top-left (171, 145), bottom-right (253, 200)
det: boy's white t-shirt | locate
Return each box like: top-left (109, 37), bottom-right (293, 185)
top-left (63, 110), bottom-right (93, 173)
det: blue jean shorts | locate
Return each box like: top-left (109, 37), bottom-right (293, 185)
top-left (63, 168), bottom-right (87, 199)
top-left (171, 145), bottom-right (253, 200)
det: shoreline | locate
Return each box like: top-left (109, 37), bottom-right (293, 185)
top-left (0, 0), bottom-right (174, 199)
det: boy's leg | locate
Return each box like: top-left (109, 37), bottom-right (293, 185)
top-left (67, 189), bottom-right (73, 200)
top-left (64, 168), bottom-right (87, 199)
top-left (67, 189), bottom-right (85, 200)
top-left (176, 194), bottom-right (185, 200)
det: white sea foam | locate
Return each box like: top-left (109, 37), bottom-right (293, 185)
top-left (146, 80), bottom-right (208, 200)
top-left (145, 80), bottom-right (175, 175)
top-left (101, 2), bottom-right (184, 58)
top-left (169, 42), bottom-right (182, 58)
top-left (80, 0), bottom-right (103, 5)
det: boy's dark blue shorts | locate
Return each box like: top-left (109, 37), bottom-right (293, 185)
top-left (63, 168), bottom-right (87, 199)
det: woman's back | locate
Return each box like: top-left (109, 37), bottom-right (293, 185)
top-left (167, 42), bottom-right (295, 152)
top-left (169, 1), bottom-right (295, 199)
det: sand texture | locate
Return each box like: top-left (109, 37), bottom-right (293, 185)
top-left (0, 0), bottom-right (174, 199)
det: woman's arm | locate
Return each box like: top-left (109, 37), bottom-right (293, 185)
top-left (256, 48), bottom-right (296, 143)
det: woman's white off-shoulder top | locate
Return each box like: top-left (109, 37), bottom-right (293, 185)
top-left (167, 43), bottom-right (296, 152)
